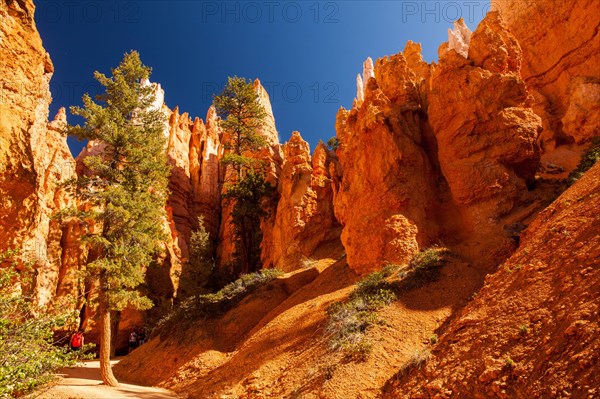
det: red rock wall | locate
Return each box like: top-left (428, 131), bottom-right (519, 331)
top-left (263, 132), bottom-right (340, 271)
top-left (386, 163), bottom-right (600, 399)
top-left (493, 0), bottom-right (600, 169)
top-left (0, 0), bottom-right (79, 308)
top-left (429, 11), bottom-right (541, 237)
top-left (333, 12), bottom-right (543, 275)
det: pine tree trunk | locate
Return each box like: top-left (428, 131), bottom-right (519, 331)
top-left (110, 311), bottom-right (121, 358)
top-left (99, 272), bottom-right (119, 387)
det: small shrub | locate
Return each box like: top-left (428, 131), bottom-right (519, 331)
top-left (568, 137), bottom-right (600, 185)
top-left (153, 268), bottom-right (283, 336)
top-left (326, 136), bottom-right (339, 151)
top-left (399, 247), bottom-right (452, 289)
top-left (519, 324), bottom-right (529, 335)
top-left (429, 335), bottom-right (438, 345)
top-left (325, 267), bottom-right (398, 360)
top-left (398, 348), bottom-right (432, 376)
top-left (0, 250), bottom-right (94, 398)
top-left (408, 247), bottom-right (449, 281)
top-left (504, 356), bottom-right (516, 369)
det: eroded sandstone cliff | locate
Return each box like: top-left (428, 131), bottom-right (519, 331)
top-left (385, 164), bottom-right (600, 399)
top-left (263, 132), bottom-right (341, 271)
top-left (334, 11), bottom-right (544, 275)
top-left (0, 0), bottom-right (77, 309)
top-left (493, 0), bottom-right (600, 172)
top-left (2, 0), bottom-right (598, 377)
top-left (0, 0), bottom-right (340, 351)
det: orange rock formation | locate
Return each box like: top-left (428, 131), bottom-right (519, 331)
top-left (334, 11), bottom-right (542, 275)
top-left (493, 0), bottom-right (600, 170)
top-left (263, 132), bottom-right (340, 271)
top-left (386, 162), bottom-right (600, 399)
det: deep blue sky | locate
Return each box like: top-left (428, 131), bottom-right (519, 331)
top-left (35, 0), bottom-right (489, 157)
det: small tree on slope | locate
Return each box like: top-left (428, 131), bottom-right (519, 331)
top-left (67, 51), bottom-right (170, 386)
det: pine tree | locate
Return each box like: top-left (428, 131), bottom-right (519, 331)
top-left (213, 77), bottom-right (273, 275)
top-left (67, 51), bottom-right (170, 386)
top-left (214, 76), bottom-right (268, 180)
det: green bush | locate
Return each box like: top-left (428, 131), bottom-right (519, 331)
top-left (400, 246), bottom-right (451, 286)
top-left (325, 266), bottom-right (398, 360)
top-left (153, 268), bottom-right (283, 336)
top-left (568, 137), bottom-right (600, 186)
top-left (504, 356), bottom-right (516, 369)
top-left (0, 250), bottom-right (93, 398)
top-left (179, 216), bottom-right (215, 298)
top-left (326, 136), bottom-right (339, 151)
top-left (325, 248), bottom-right (451, 361)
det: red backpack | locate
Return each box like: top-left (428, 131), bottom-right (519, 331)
top-left (72, 333), bottom-right (82, 348)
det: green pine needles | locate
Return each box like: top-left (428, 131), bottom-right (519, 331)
top-left (214, 77), bottom-right (275, 276)
top-left (214, 76), bottom-right (268, 179)
top-left (66, 51), bottom-right (170, 386)
top-left (68, 50), bottom-right (169, 314)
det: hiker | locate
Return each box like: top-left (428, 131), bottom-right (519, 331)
top-left (137, 330), bottom-right (146, 346)
top-left (70, 329), bottom-right (84, 351)
top-left (128, 330), bottom-right (138, 353)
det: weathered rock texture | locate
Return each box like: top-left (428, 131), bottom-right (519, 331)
top-left (387, 162), bottom-right (600, 399)
top-left (3, 0), bottom-right (597, 372)
top-left (428, 11), bottom-right (541, 239)
top-left (335, 12), bottom-right (541, 275)
top-left (335, 46), bottom-right (440, 275)
top-left (445, 18), bottom-right (472, 58)
top-left (493, 0), bottom-right (600, 155)
top-left (263, 132), bottom-right (340, 271)
top-left (0, 0), bottom-right (78, 308)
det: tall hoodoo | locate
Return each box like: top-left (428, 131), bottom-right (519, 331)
top-left (334, 48), bottom-right (440, 275)
top-left (429, 11), bottom-right (541, 240)
top-left (263, 132), bottom-right (340, 271)
top-left (332, 12), bottom-right (545, 274)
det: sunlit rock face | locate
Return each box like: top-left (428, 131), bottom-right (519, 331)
top-left (333, 12), bottom-right (542, 275)
top-left (448, 18), bottom-right (472, 58)
top-left (429, 11), bottom-right (541, 235)
top-left (335, 49), bottom-right (440, 275)
top-left (0, 0), bottom-right (78, 307)
top-left (493, 0), bottom-right (600, 156)
top-left (262, 132), bottom-right (340, 272)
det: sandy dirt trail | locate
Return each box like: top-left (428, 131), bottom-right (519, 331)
top-left (38, 359), bottom-right (181, 399)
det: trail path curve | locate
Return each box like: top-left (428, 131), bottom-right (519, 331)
top-left (39, 359), bottom-right (181, 399)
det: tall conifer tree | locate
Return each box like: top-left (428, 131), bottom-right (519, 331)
top-left (214, 77), bottom-right (273, 275)
top-left (68, 51), bottom-right (170, 386)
